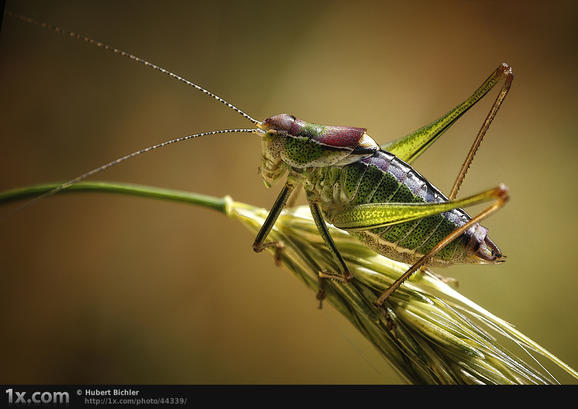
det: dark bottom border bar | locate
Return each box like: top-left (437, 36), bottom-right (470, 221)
top-left (1, 384), bottom-right (570, 406)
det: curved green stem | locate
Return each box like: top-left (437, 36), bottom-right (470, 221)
top-left (0, 181), bottom-right (229, 214)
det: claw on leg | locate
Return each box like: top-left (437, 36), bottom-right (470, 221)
top-left (253, 240), bottom-right (285, 266)
top-left (318, 269), bottom-right (353, 283)
top-left (316, 269), bottom-right (353, 309)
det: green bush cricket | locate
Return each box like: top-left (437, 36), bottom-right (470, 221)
top-left (5, 12), bottom-right (513, 309)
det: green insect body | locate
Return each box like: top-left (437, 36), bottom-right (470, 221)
top-left (260, 118), bottom-right (500, 268)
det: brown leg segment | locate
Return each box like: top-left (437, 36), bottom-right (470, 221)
top-left (449, 64), bottom-right (514, 200)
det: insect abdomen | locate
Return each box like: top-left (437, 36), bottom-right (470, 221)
top-left (307, 150), bottom-right (474, 265)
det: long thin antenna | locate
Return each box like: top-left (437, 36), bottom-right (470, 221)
top-left (6, 11), bottom-right (261, 125)
top-left (2, 128), bottom-right (259, 221)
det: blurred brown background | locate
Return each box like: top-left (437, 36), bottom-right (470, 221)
top-left (1, 1), bottom-right (577, 384)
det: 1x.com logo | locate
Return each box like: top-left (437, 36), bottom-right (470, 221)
top-left (5, 388), bottom-right (70, 405)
